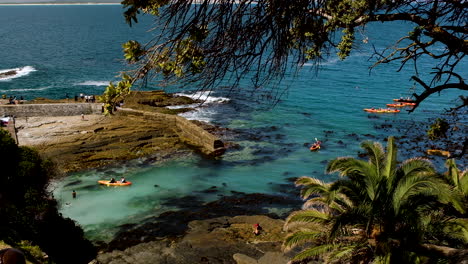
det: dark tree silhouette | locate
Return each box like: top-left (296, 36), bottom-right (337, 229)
top-left (105, 0), bottom-right (467, 151)
top-left (0, 129), bottom-right (96, 264)
top-left (120, 0), bottom-right (467, 108)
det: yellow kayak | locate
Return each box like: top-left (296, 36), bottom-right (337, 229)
top-left (426, 149), bottom-right (450, 157)
top-left (98, 180), bottom-right (132, 186)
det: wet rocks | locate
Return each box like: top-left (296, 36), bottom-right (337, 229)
top-left (102, 193), bottom-right (301, 252)
top-left (0, 70), bottom-right (17, 78)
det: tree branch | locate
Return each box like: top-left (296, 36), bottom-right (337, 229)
top-left (409, 76), bottom-right (468, 112)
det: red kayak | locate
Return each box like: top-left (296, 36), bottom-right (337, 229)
top-left (310, 144), bottom-right (321, 151)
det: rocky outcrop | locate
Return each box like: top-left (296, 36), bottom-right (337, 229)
top-left (118, 108), bottom-right (226, 157)
top-left (15, 114), bottom-right (189, 173)
top-left (0, 70), bottom-right (16, 79)
top-left (96, 215), bottom-right (294, 264)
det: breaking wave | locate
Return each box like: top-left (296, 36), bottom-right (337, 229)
top-left (174, 91), bottom-right (230, 104)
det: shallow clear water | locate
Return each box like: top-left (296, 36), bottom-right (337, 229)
top-left (1, 5), bottom-right (466, 241)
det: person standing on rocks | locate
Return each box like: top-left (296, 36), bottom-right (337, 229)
top-left (253, 223), bottom-right (262, 236)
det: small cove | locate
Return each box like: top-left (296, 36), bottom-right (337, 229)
top-left (0, 5), bottom-right (465, 242)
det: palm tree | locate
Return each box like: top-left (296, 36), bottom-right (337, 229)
top-left (443, 158), bottom-right (468, 204)
top-left (283, 137), bottom-right (467, 263)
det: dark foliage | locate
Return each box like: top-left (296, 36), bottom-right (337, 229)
top-left (0, 129), bottom-right (96, 264)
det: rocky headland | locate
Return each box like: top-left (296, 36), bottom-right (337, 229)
top-left (1, 90), bottom-right (302, 264)
top-left (10, 91), bottom-right (226, 174)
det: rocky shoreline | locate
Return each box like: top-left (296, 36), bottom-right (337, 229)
top-left (5, 91), bottom-right (303, 263)
top-left (94, 192), bottom-right (303, 264)
top-left (96, 215), bottom-right (294, 264)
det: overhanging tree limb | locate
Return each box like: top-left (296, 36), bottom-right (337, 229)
top-left (409, 75), bottom-right (467, 112)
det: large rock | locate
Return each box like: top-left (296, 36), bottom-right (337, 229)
top-left (0, 70), bottom-right (16, 78)
top-left (258, 252), bottom-right (289, 264)
top-left (233, 251), bottom-right (290, 264)
top-left (233, 253), bottom-right (257, 264)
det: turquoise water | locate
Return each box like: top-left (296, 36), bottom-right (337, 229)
top-left (1, 5), bottom-right (466, 242)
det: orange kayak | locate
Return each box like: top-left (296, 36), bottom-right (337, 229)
top-left (310, 144), bottom-right (321, 151)
top-left (364, 108), bottom-right (400, 113)
top-left (98, 180), bottom-right (132, 186)
top-left (386, 103), bottom-right (415, 107)
top-left (393, 98), bottom-right (416, 103)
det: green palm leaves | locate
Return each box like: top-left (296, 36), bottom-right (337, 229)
top-left (284, 136), bottom-right (467, 263)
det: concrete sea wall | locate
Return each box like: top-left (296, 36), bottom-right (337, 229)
top-left (0, 103), bottom-right (102, 117)
top-left (118, 109), bottom-right (225, 156)
top-left (0, 103), bottom-right (225, 156)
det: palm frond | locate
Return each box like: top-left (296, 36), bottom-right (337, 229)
top-left (373, 253), bottom-right (392, 264)
top-left (283, 230), bottom-right (325, 251)
top-left (326, 157), bottom-right (371, 179)
top-left (328, 193), bottom-right (354, 213)
top-left (295, 176), bottom-right (325, 187)
top-left (392, 173), bottom-right (455, 216)
top-left (383, 136), bottom-right (397, 179)
top-left (389, 157), bottom-right (435, 195)
top-left (441, 218), bottom-right (468, 243)
top-left (360, 140), bottom-right (385, 170)
top-left (295, 176), bottom-right (331, 200)
top-left (329, 205), bottom-right (371, 239)
top-left (290, 244), bottom-right (338, 263)
top-left (302, 197), bottom-right (329, 210)
top-left (326, 244), bottom-right (355, 263)
top-left (364, 171), bottom-right (386, 201)
top-left (327, 242), bottom-right (370, 264)
top-left (459, 169), bottom-right (468, 196)
top-left (399, 158), bottom-right (435, 178)
top-left (330, 179), bottom-right (367, 206)
top-left (285, 209), bottom-right (331, 227)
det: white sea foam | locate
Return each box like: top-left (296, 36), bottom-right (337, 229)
top-left (0, 86), bottom-right (52, 93)
top-left (178, 108), bottom-right (217, 123)
top-left (75, 81), bottom-right (110, 86)
top-left (166, 103), bottom-right (200, 109)
top-left (0, 66), bottom-right (36, 81)
top-left (175, 91), bottom-right (230, 104)
top-left (169, 91), bottom-right (230, 122)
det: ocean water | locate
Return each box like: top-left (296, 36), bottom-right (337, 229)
top-left (1, 5), bottom-right (466, 242)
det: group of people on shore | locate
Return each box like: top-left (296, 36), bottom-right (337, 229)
top-left (71, 93), bottom-right (96, 103)
top-left (2, 94), bottom-right (24, 105)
